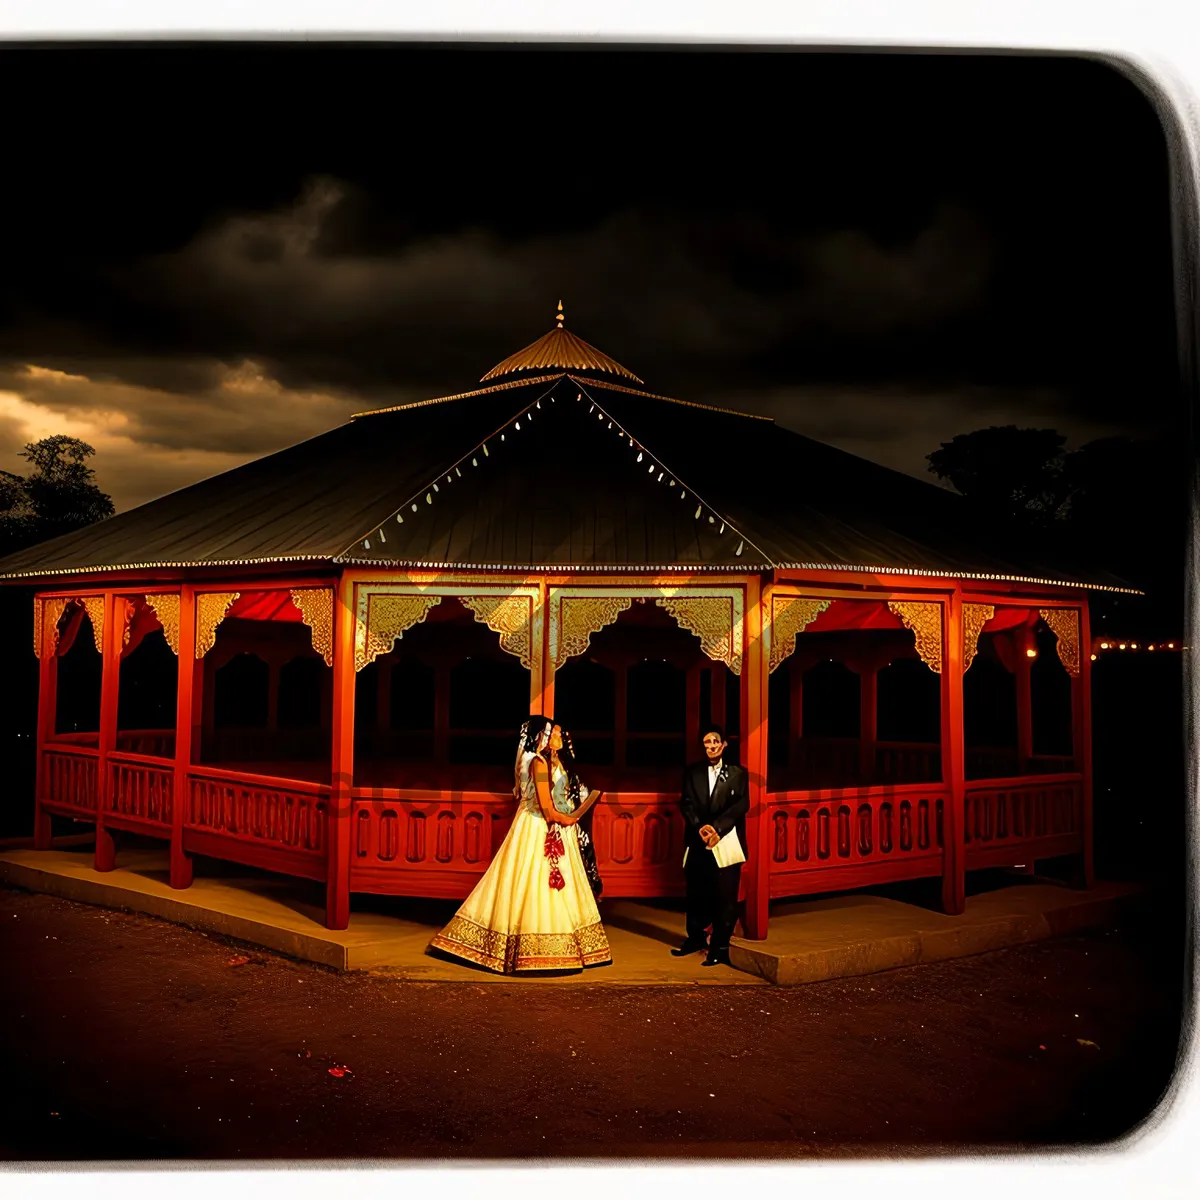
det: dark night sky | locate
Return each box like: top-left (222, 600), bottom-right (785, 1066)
top-left (0, 45), bottom-right (1180, 511)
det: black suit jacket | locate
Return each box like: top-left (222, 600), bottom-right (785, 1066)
top-left (680, 759), bottom-right (750, 859)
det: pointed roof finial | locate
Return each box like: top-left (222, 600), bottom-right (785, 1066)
top-left (480, 304), bottom-right (643, 382)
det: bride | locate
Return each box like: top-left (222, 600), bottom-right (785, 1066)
top-left (429, 715), bottom-right (612, 973)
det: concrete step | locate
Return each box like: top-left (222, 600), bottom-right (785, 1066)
top-left (728, 880), bottom-right (1146, 985)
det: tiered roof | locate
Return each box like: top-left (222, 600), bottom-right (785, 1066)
top-left (0, 305), bottom-right (1136, 591)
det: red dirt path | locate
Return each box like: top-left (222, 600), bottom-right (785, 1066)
top-left (0, 887), bottom-right (1185, 1161)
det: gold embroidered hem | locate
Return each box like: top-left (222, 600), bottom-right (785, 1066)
top-left (431, 915), bottom-right (612, 973)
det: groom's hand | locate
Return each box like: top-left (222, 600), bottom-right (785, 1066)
top-left (699, 824), bottom-right (719, 849)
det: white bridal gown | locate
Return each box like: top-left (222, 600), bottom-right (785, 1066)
top-left (429, 762), bottom-right (612, 973)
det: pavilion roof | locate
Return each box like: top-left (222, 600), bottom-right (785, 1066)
top-left (479, 303), bottom-right (643, 383)
top-left (0, 314), bottom-right (1138, 593)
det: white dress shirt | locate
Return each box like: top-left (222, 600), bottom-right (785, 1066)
top-left (707, 759), bottom-right (723, 796)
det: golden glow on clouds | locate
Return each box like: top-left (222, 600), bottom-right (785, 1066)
top-left (0, 359), bottom-right (363, 513)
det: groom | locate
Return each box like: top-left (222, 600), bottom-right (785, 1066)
top-left (673, 723), bottom-right (749, 966)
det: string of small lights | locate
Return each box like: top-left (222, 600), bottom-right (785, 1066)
top-left (340, 364), bottom-right (768, 562)
top-left (571, 378), bottom-right (770, 562)
top-left (1090, 639), bottom-right (1187, 662)
top-left (340, 377), bottom-right (563, 556)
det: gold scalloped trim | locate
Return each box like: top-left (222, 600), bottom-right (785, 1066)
top-left (555, 595), bottom-right (633, 668)
top-left (291, 588), bottom-right (335, 667)
top-left (80, 596), bottom-right (105, 655)
top-left (769, 596), bottom-right (833, 674)
top-left (888, 600), bottom-right (943, 673)
top-left (1039, 607), bottom-right (1081, 676)
top-left (656, 595), bottom-right (742, 675)
top-left (144, 594), bottom-right (181, 656)
top-left (963, 602), bottom-right (995, 672)
top-left (195, 592), bottom-right (240, 658)
top-left (34, 597), bottom-right (69, 659)
top-left (355, 592), bottom-right (443, 672)
top-left (460, 594), bottom-right (535, 670)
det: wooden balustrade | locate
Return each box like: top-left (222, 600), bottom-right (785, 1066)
top-left (348, 789), bottom-right (688, 899)
top-left (963, 774), bottom-right (1083, 869)
top-left (182, 765), bottom-right (330, 881)
top-left (40, 747), bottom-right (99, 819)
top-left (349, 790), bottom-right (515, 898)
top-left (766, 783), bottom-right (947, 898)
top-left (107, 755), bottom-right (173, 833)
top-left (114, 729), bottom-right (176, 758)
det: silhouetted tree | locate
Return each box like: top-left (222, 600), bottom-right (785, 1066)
top-left (927, 426), bottom-right (1071, 527)
top-left (0, 436), bottom-right (114, 556)
top-left (927, 426), bottom-right (1185, 637)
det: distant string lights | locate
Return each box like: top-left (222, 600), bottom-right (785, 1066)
top-left (1092, 639), bottom-right (1187, 661)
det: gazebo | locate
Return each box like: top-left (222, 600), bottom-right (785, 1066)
top-left (0, 306), bottom-right (1133, 937)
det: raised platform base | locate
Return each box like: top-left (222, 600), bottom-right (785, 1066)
top-left (0, 846), bottom-right (1142, 986)
top-left (729, 880), bottom-right (1146, 985)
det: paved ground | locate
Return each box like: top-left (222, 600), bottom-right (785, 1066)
top-left (0, 885), bottom-right (1186, 1161)
top-left (0, 847), bottom-right (1144, 984)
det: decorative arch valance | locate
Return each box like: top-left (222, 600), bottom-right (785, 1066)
top-left (1039, 608), bottom-right (1081, 676)
top-left (140, 588), bottom-right (335, 663)
top-left (767, 594), bottom-right (944, 674)
top-left (33, 596), bottom-right (104, 659)
top-left (971, 605), bottom-right (1081, 677)
top-left (352, 582), bottom-right (541, 673)
top-left (547, 586), bottom-right (745, 675)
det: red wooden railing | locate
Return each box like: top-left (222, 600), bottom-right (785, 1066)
top-left (182, 764), bottom-right (330, 881)
top-left (33, 743), bottom-right (1084, 901)
top-left (347, 789), bottom-right (687, 899)
top-left (765, 782), bottom-right (948, 899)
top-left (591, 793), bottom-right (686, 896)
top-left (106, 754), bottom-right (174, 831)
top-left (40, 747), bottom-right (99, 818)
top-left (349, 789), bottom-right (515, 899)
top-left (115, 729), bottom-right (176, 758)
top-left (963, 774), bottom-right (1084, 869)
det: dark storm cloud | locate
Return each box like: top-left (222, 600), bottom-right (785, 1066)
top-left (0, 47), bottom-right (1179, 512)
top-left (92, 181), bottom-right (994, 395)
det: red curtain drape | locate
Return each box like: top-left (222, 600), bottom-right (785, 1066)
top-left (54, 604), bottom-right (88, 657)
top-left (980, 607), bottom-right (1040, 673)
top-left (802, 599), bottom-right (907, 633)
top-left (121, 598), bottom-right (163, 659)
top-left (225, 590), bottom-right (305, 623)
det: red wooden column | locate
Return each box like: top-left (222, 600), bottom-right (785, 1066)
top-left (32, 599), bottom-right (58, 850)
top-left (326, 575), bottom-right (357, 930)
top-left (742, 575), bottom-right (771, 940)
top-left (939, 588), bottom-right (967, 915)
top-left (94, 591), bottom-right (121, 872)
top-left (533, 579), bottom-right (553, 717)
top-left (1076, 603), bottom-right (1095, 887)
top-left (170, 586), bottom-right (198, 889)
